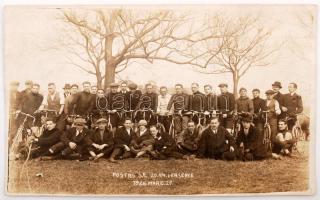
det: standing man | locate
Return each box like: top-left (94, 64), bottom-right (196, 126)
top-left (189, 83), bottom-right (206, 124)
top-left (167, 84), bottom-right (190, 133)
top-left (39, 83), bottom-right (64, 116)
top-left (20, 80), bottom-right (33, 100)
top-left (120, 81), bottom-right (128, 94)
top-left (20, 83), bottom-right (44, 116)
top-left (197, 117), bottom-right (236, 160)
top-left (136, 83), bottom-right (158, 124)
top-left (252, 89), bottom-right (266, 134)
top-left (69, 81), bottom-right (95, 116)
top-left (64, 84), bottom-right (79, 115)
top-left (217, 83), bottom-right (235, 133)
top-left (282, 83), bottom-right (303, 130)
top-left (156, 86), bottom-right (172, 132)
top-left (272, 81), bottom-right (285, 119)
top-left (204, 84), bottom-right (218, 114)
top-left (91, 85), bottom-right (98, 95)
top-left (265, 90), bottom-right (281, 144)
top-left (235, 87), bottom-right (254, 114)
top-left (127, 83), bottom-right (142, 122)
top-left (106, 83), bottom-right (128, 129)
top-left (62, 84), bottom-right (72, 99)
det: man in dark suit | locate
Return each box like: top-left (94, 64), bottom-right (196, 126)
top-left (251, 89), bottom-right (266, 134)
top-left (48, 117), bottom-right (91, 160)
top-left (69, 81), bottom-right (95, 116)
top-left (177, 121), bottom-right (200, 155)
top-left (109, 119), bottom-right (137, 162)
top-left (197, 117), bottom-right (236, 160)
top-left (130, 120), bottom-right (154, 158)
top-left (189, 83), bottom-right (206, 124)
top-left (85, 118), bottom-right (114, 160)
top-left (272, 81), bottom-right (285, 119)
top-left (282, 83), bottom-right (303, 130)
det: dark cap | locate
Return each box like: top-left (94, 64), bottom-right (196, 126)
top-left (218, 83), bottom-right (228, 88)
top-left (63, 84), bottom-right (71, 89)
top-left (110, 83), bottom-right (120, 88)
top-left (128, 83), bottom-right (138, 90)
top-left (272, 81), bottom-right (282, 89)
top-left (265, 90), bottom-right (275, 95)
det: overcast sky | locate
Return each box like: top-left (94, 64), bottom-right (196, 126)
top-left (4, 5), bottom-right (316, 106)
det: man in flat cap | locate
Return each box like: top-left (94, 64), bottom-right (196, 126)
top-left (127, 82), bottom-right (142, 112)
top-left (272, 81), bottom-right (285, 119)
top-left (47, 117), bottom-right (91, 160)
top-left (217, 83), bottom-right (235, 133)
top-left (106, 82), bottom-right (128, 130)
top-left (85, 118), bottom-right (114, 161)
top-left (265, 90), bottom-right (281, 145)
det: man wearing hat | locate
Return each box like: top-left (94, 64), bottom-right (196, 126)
top-left (265, 90), bottom-right (281, 144)
top-left (109, 119), bottom-right (137, 162)
top-left (272, 81), bottom-right (285, 118)
top-left (62, 84), bottom-right (72, 98)
top-left (130, 120), bottom-right (154, 158)
top-left (69, 81), bottom-right (95, 116)
top-left (47, 117), bottom-right (91, 160)
top-left (197, 117), bottom-right (236, 161)
top-left (235, 114), bottom-right (275, 161)
top-left (217, 83), bottom-right (235, 133)
top-left (85, 118), bottom-right (114, 160)
top-left (106, 82), bottom-right (128, 130)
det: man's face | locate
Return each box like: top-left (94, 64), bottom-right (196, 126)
top-left (160, 88), bottom-right (167, 96)
top-left (220, 86), bottom-right (228, 94)
top-left (139, 125), bottom-right (146, 131)
top-left (91, 86), bottom-right (97, 94)
top-left (71, 86), bottom-right (78, 94)
top-left (191, 84), bottom-right (199, 93)
top-left (252, 91), bottom-right (260, 98)
top-left (46, 121), bottom-right (56, 131)
top-left (210, 119), bottom-right (220, 129)
top-left (121, 84), bottom-right (127, 92)
top-left (288, 84), bottom-right (296, 93)
top-left (240, 90), bottom-right (247, 97)
top-left (146, 85), bottom-right (153, 93)
top-left (111, 87), bottom-right (118, 93)
top-left (64, 88), bottom-right (71, 94)
top-left (272, 86), bottom-right (280, 93)
top-left (97, 90), bottom-right (105, 98)
top-left (83, 83), bottom-right (91, 93)
top-left (187, 122), bottom-right (195, 132)
top-left (48, 85), bottom-right (56, 94)
top-left (266, 94), bottom-right (273, 100)
top-left (98, 122), bottom-right (107, 130)
top-left (278, 121), bottom-right (287, 131)
top-left (75, 123), bottom-right (84, 132)
top-left (31, 85), bottom-right (40, 94)
top-left (150, 127), bottom-right (158, 138)
top-left (124, 120), bottom-right (132, 129)
top-left (242, 121), bottom-right (251, 129)
top-left (25, 83), bottom-right (32, 90)
top-left (175, 86), bottom-right (183, 94)
top-left (204, 86), bottom-right (212, 95)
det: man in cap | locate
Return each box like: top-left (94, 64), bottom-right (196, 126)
top-left (62, 84), bottom-right (72, 98)
top-left (47, 117), bottom-right (91, 160)
top-left (69, 81), bottom-right (95, 116)
top-left (167, 83), bottom-right (190, 132)
top-left (282, 83), bottom-right (303, 130)
top-left (130, 120), bottom-right (154, 158)
top-left (197, 117), bottom-right (236, 160)
top-left (127, 82), bottom-right (142, 111)
top-left (235, 87), bottom-right (254, 115)
top-left (252, 89), bottom-right (267, 134)
top-left (109, 118), bottom-right (137, 162)
top-left (20, 83), bottom-right (44, 116)
top-left (265, 89), bottom-right (281, 144)
top-left (217, 83), bottom-right (235, 133)
top-left (272, 81), bottom-right (285, 119)
top-left (64, 84), bottom-right (79, 115)
top-left (85, 118), bottom-right (114, 160)
top-left (91, 89), bottom-right (109, 123)
top-left (106, 82), bottom-right (128, 130)
top-left (236, 114), bottom-right (275, 161)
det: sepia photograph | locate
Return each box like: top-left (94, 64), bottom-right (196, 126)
top-left (4, 4), bottom-right (316, 196)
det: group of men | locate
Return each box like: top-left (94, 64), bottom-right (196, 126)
top-left (9, 79), bottom-right (304, 162)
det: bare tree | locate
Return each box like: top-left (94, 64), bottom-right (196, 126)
top-left (60, 8), bottom-right (219, 90)
top-left (193, 15), bottom-right (280, 98)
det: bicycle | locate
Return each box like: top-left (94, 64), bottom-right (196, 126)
top-left (261, 111), bottom-right (272, 151)
top-left (185, 110), bottom-right (206, 134)
top-left (134, 108), bottom-right (154, 124)
top-left (153, 113), bottom-right (167, 134)
top-left (168, 111), bottom-right (183, 140)
top-left (285, 113), bottom-right (304, 153)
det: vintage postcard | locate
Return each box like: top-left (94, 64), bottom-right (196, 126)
top-left (4, 4), bottom-right (316, 196)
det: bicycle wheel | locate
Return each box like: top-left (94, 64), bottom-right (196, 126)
top-left (292, 125), bottom-right (303, 141)
top-left (263, 124), bottom-right (272, 151)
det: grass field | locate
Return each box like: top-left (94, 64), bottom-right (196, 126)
top-left (7, 141), bottom-right (310, 196)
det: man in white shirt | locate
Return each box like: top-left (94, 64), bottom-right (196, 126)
top-left (156, 86), bottom-right (172, 132)
top-left (39, 83), bottom-right (64, 116)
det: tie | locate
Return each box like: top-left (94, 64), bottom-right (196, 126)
top-left (100, 131), bottom-right (104, 141)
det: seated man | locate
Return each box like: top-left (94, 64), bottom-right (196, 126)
top-left (177, 121), bottom-right (200, 155)
top-left (236, 114), bottom-right (275, 161)
top-left (148, 125), bottom-right (185, 160)
top-left (109, 119), bottom-right (136, 162)
top-left (85, 118), bottom-right (114, 161)
top-left (197, 117), bottom-right (236, 160)
top-left (273, 119), bottom-right (296, 156)
top-left (130, 120), bottom-right (155, 158)
top-left (29, 118), bottom-right (62, 159)
top-left (48, 117), bottom-right (91, 160)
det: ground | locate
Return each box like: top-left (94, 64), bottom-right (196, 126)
top-left (7, 141), bottom-right (310, 195)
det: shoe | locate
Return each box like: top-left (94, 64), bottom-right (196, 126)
top-left (109, 158), bottom-right (119, 163)
top-left (271, 153), bottom-right (281, 160)
top-left (284, 149), bottom-right (290, 155)
top-left (40, 156), bottom-right (55, 161)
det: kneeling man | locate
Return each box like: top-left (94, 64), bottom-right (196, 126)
top-left (197, 117), bottom-right (236, 160)
top-left (273, 119), bottom-right (296, 156)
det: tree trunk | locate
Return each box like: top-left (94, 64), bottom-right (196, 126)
top-left (104, 35), bottom-right (116, 91)
top-left (96, 75), bottom-right (103, 89)
top-left (104, 63), bottom-right (116, 91)
top-left (233, 71), bottom-right (239, 99)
